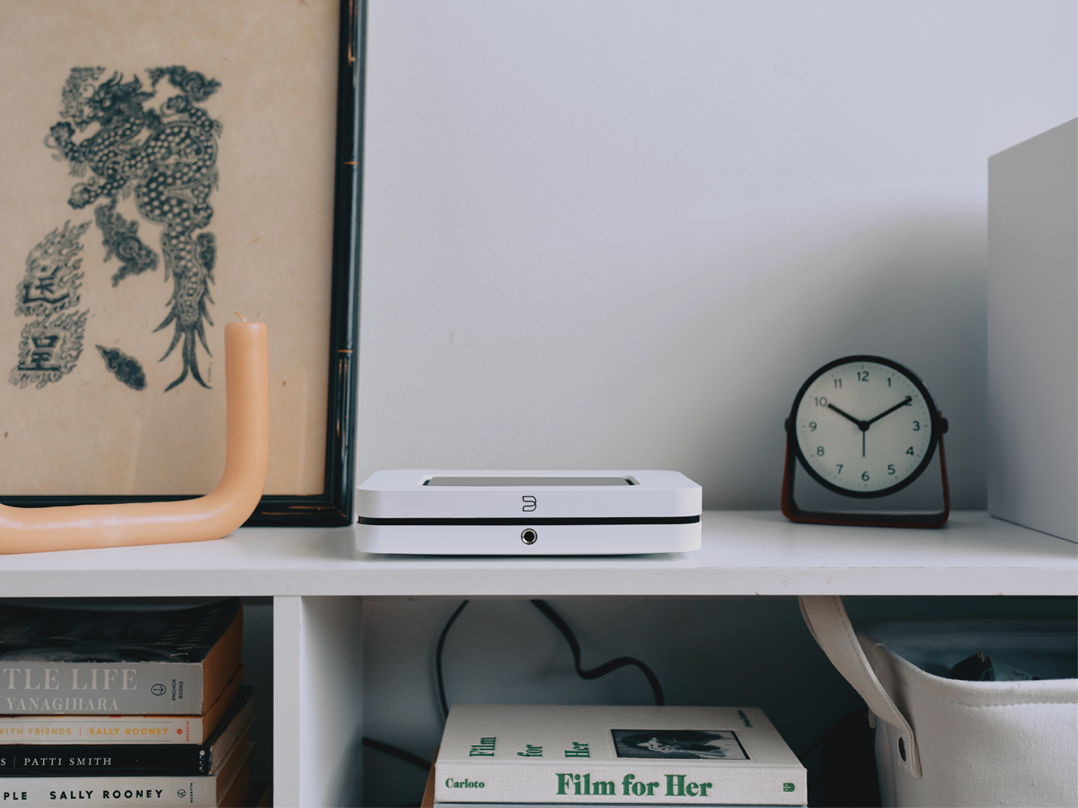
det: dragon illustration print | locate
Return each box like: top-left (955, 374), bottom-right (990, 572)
top-left (44, 65), bottom-right (223, 391)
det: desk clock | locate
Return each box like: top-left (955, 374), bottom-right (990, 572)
top-left (781, 356), bottom-right (949, 527)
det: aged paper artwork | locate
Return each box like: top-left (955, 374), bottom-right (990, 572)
top-left (0, 0), bottom-right (340, 498)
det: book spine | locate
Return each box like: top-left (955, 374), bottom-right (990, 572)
top-left (0, 744), bottom-right (205, 776)
top-left (0, 663), bottom-right (204, 714)
top-left (0, 774), bottom-right (219, 807)
top-left (434, 763), bottom-right (807, 805)
top-left (0, 716), bottom-right (207, 745)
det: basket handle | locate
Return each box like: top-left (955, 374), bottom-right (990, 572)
top-left (799, 595), bottom-right (922, 777)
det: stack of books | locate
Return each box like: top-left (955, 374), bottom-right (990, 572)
top-left (0, 598), bottom-right (262, 806)
top-left (422, 704), bottom-right (807, 807)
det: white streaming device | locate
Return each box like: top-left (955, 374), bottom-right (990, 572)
top-left (355, 470), bottom-right (702, 555)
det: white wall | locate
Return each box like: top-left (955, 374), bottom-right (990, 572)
top-left (354, 7), bottom-right (1076, 804)
top-left (356, 0), bottom-right (1076, 510)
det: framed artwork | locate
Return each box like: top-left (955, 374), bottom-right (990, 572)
top-left (0, 0), bottom-right (365, 526)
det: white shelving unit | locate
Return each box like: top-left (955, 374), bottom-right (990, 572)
top-left (2, 510), bottom-right (1074, 805)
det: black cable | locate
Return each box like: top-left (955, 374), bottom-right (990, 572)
top-left (798, 732), bottom-right (827, 763)
top-left (435, 598), bottom-right (667, 717)
top-left (436, 599), bottom-right (470, 718)
top-left (531, 599), bottom-right (665, 706)
top-left (360, 736), bottom-right (432, 772)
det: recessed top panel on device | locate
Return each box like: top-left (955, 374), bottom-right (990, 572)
top-left (425, 476), bottom-right (635, 487)
top-left (356, 469), bottom-right (699, 521)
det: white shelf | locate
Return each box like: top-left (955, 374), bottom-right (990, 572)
top-left (2, 511), bottom-right (1074, 806)
top-left (0, 510), bottom-right (1073, 597)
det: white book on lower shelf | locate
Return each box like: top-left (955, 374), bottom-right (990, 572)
top-left (433, 705), bottom-right (806, 806)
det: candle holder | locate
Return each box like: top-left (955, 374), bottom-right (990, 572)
top-left (0, 321), bottom-right (270, 555)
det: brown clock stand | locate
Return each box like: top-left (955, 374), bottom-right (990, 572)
top-left (780, 419), bottom-right (950, 528)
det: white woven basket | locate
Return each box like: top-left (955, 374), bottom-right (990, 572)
top-left (800, 596), bottom-right (1077, 807)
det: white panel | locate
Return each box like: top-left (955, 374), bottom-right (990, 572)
top-left (273, 596), bottom-right (303, 807)
top-left (987, 119), bottom-right (1078, 543)
top-left (299, 597), bottom-right (365, 807)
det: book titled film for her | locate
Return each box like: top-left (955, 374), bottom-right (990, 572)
top-left (435, 705), bottom-right (807, 806)
top-left (0, 599), bottom-right (242, 715)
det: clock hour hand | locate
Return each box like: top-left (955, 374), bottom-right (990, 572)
top-left (865, 396), bottom-right (913, 426)
top-left (827, 403), bottom-right (869, 431)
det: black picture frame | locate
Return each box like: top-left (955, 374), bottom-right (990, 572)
top-left (0, 0), bottom-right (365, 528)
top-left (246, 0), bottom-right (365, 527)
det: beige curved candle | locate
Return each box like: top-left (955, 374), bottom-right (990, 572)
top-left (0, 321), bottom-right (270, 555)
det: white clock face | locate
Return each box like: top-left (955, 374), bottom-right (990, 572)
top-left (794, 359), bottom-right (935, 495)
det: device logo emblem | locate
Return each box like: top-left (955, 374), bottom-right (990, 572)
top-left (522, 496), bottom-right (537, 512)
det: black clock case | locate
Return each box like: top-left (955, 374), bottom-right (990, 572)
top-left (781, 355), bottom-right (950, 528)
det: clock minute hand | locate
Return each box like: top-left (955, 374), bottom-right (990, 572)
top-left (865, 396), bottom-right (913, 427)
top-left (826, 403), bottom-right (869, 431)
